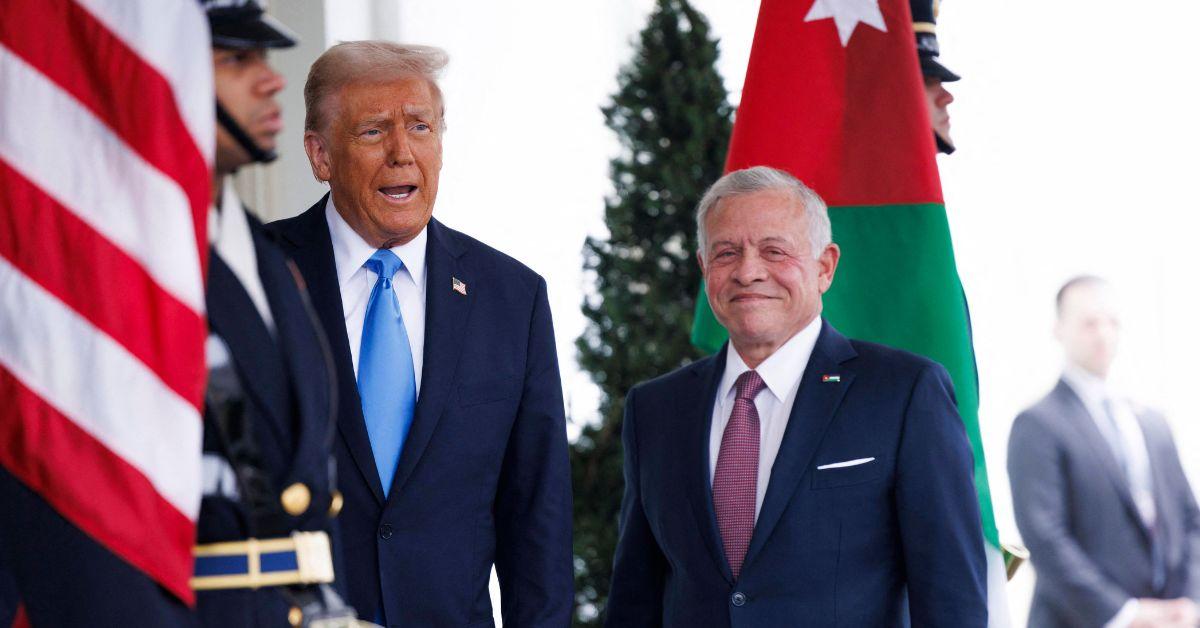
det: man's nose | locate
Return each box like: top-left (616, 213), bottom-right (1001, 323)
top-left (386, 133), bottom-right (415, 166)
top-left (731, 251), bottom-right (767, 284)
top-left (259, 66), bottom-right (286, 97)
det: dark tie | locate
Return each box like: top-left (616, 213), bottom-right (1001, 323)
top-left (713, 370), bottom-right (766, 579)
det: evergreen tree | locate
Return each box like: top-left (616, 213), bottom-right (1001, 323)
top-left (571, 0), bottom-right (732, 623)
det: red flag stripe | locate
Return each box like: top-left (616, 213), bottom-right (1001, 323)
top-left (0, 0), bottom-right (207, 606)
top-left (0, 45), bottom-right (205, 313)
top-left (727, 0), bottom-right (941, 205)
top-left (0, 0), bottom-right (209, 264)
top-left (0, 159), bottom-right (205, 410)
top-left (0, 366), bottom-right (196, 605)
top-left (0, 256), bottom-right (202, 519)
top-left (74, 0), bottom-right (215, 163)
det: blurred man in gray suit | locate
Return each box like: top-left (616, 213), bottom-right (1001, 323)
top-left (1009, 276), bottom-right (1200, 627)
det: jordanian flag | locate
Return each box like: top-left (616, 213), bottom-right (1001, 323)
top-left (690, 0), bottom-right (1009, 621)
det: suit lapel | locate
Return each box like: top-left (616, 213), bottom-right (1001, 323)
top-left (250, 219), bottom-right (332, 484)
top-left (387, 219), bottom-right (472, 500)
top-left (1137, 412), bottom-right (1177, 561)
top-left (206, 247), bottom-right (290, 447)
top-left (685, 348), bottom-right (735, 584)
top-left (741, 322), bottom-right (856, 574)
top-left (275, 197), bottom-right (385, 504)
top-left (1056, 380), bottom-right (1148, 538)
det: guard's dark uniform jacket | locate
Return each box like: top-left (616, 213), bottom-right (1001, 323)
top-left (197, 209), bottom-right (345, 626)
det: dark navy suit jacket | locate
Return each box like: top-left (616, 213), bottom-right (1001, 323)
top-left (1009, 380), bottom-right (1200, 627)
top-left (605, 322), bottom-right (987, 627)
top-left (195, 211), bottom-right (343, 626)
top-left (269, 199), bottom-right (573, 628)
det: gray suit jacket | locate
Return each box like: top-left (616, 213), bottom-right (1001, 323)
top-left (1008, 379), bottom-right (1200, 627)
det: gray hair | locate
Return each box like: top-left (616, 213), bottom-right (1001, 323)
top-left (304, 41), bottom-right (448, 134)
top-left (696, 166), bottom-right (832, 259)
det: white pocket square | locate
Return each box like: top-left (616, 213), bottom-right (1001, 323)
top-left (817, 457), bottom-right (875, 470)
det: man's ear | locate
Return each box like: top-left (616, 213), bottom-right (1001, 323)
top-left (817, 243), bottom-right (840, 293)
top-left (303, 130), bottom-right (331, 183)
top-left (696, 250), bottom-right (707, 278)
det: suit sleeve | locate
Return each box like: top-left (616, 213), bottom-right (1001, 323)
top-left (493, 277), bottom-right (574, 627)
top-left (1185, 476), bottom-right (1200, 603)
top-left (895, 364), bottom-right (988, 627)
top-left (0, 553), bottom-right (17, 628)
top-left (1151, 417), bottom-right (1200, 602)
top-left (1007, 408), bottom-right (1129, 625)
top-left (604, 386), bottom-right (666, 628)
top-left (0, 469), bottom-right (198, 627)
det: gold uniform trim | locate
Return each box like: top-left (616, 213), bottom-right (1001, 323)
top-left (281, 482), bottom-right (312, 516)
top-left (190, 531), bottom-right (335, 591)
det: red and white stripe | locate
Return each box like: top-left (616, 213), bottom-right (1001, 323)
top-left (0, 0), bottom-right (211, 606)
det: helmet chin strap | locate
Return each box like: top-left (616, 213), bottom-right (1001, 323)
top-left (216, 100), bottom-right (277, 165)
top-left (935, 131), bottom-right (955, 155)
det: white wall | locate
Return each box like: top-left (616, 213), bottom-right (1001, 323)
top-left (234, 0), bottom-right (330, 220)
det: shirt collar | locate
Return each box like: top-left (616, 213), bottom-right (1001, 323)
top-left (324, 195), bottom-right (428, 291)
top-left (720, 317), bottom-right (823, 404)
top-left (1061, 362), bottom-right (1113, 406)
top-left (207, 179), bottom-right (244, 245)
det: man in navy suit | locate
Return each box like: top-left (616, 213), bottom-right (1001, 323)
top-left (269, 41), bottom-right (572, 627)
top-left (605, 166), bottom-right (987, 627)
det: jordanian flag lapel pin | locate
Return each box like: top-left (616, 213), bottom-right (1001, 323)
top-left (821, 374), bottom-right (841, 383)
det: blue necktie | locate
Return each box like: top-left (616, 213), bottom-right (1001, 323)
top-left (358, 249), bottom-right (417, 495)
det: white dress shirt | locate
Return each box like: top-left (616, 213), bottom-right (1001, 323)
top-left (709, 317), bottom-right (822, 520)
top-left (325, 196), bottom-right (426, 393)
top-left (208, 180), bottom-right (274, 333)
top-left (1061, 364), bottom-right (1158, 628)
top-left (1061, 365), bottom-right (1157, 526)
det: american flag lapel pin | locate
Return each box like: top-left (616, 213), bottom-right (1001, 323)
top-left (821, 374), bottom-right (841, 383)
top-left (451, 277), bottom-right (467, 296)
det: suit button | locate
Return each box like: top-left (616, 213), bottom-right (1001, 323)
top-left (731, 592), bottom-right (746, 607)
top-left (378, 523), bottom-right (393, 540)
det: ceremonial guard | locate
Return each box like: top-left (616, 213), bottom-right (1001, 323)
top-left (912, 0), bottom-right (960, 154)
top-left (195, 1), bottom-right (358, 625)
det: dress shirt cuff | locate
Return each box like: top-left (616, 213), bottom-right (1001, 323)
top-left (1104, 599), bottom-right (1137, 628)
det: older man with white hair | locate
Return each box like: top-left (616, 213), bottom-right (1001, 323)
top-left (605, 166), bottom-right (986, 627)
top-left (269, 41), bottom-right (572, 627)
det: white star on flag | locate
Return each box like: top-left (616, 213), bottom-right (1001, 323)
top-left (804, 0), bottom-right (888, 46)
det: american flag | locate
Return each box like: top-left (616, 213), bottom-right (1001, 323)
top-left (0, 0), bottom-right (212, 608)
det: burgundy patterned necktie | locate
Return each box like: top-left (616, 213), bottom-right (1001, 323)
top-left (713, 370), bottom-right (765, 579)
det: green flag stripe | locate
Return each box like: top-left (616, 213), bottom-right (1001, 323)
top-left (691, 287), bottom-right (727, 354)
top-left (691, 203), bottom-right (999, 548)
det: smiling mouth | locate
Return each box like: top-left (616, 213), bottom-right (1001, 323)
top-left (731, 294), bottom-right (774, 303)
top-left (379, 185), bottom-right (417, 201)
